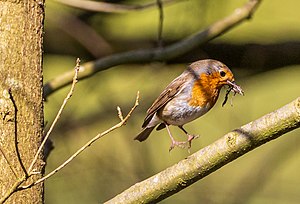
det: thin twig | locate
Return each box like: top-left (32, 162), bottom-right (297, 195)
top-left (27, 58), bottom-right (80, 174)
top-left (157, 0), bottom-right (164, 47)
top-left (0, 143), bottom-right (18, 178)
top-left (117, 106), bottom-right (124, 121)
top-left (19, 91), bottom-right (139, 190)
top-left (55, 0), bottom-right (183, 13)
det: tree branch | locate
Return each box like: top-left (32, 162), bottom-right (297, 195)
top-left (105, 97), bottom-right (300, 203)
top-left (55, 0), bottom-right (183, 13)
top-left (43, 0), bottom-right (262, 98)
top-left (169, 41), bottom-right (300, 70)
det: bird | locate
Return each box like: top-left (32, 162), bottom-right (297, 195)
top-left (134, 59), bottom-right (244, 151)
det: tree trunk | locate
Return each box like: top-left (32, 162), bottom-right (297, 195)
top-left (0, 1), bottom-right (45, 203)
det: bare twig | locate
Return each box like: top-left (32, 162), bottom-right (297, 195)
top-left (44, 0), bottom-right (262, 98)
top-left (105, 97), bottom-right (300, 204)
top-left (19, 91), bottom-right (139, 189)
top-left (27, 58), bottom-right (80, 174)
top-left (117, 106), bottom-right (124, 121)
top-left (55, 0), bottom-right (183, 13)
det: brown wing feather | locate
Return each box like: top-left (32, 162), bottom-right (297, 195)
top-left (142, 73), bottom-right (187, 128)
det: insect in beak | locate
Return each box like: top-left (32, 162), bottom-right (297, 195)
top-left (222, 80), bottom-right (244, 107)
top-left (226, 80), bottom-right (244, 96)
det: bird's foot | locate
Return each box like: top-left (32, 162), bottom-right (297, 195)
top-left (169, 140), bottom-right (188, 152)
top-left (186, 134), bottom-right (199, 152)
top-left (169, 134), bottom-right (199, 152)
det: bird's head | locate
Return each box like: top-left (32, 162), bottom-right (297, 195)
top-left (190, 59), bottom-right (244, 96)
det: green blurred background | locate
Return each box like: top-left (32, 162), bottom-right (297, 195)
top-left (43, 0), bottom-right (300, 203)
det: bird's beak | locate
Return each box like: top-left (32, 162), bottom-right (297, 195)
top-left (227, 80), bottom-right (244, 96)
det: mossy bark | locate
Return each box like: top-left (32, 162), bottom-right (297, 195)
top-left (0, 1), bottom-right (45, 203)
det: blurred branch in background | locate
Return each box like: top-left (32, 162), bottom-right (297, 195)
top-left (105, 97), bottom-right (300, 204)
top-left (48, 9), bottom-right (113, 58)
top-left (171, 41), bottom-right (300, 71)
top-left (54, 0), bottom-right (184, 13)
top-left (44, 0), bottom-right (262, 98)
top-left (157, 0), bottom-right (164, 47)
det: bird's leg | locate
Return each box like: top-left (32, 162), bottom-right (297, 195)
top-left (178, 126), bottom-right (199, 149)
top-left (164, 123), bottom-right (186, 151)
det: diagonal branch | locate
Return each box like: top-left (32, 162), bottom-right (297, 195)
top-left (105, 97), bottom-right (300, 204)
top-left (43, 0), bottom-right (262, 98)
top-left (55, 0), bottom-right (183, 13)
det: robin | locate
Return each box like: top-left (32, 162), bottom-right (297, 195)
top-left (134, 59), bottom-right (244, 151)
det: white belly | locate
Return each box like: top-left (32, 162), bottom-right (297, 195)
top-left (159, 97), bottom-right (212, 126)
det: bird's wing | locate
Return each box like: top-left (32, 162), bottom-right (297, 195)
top-left (142, 73), bottom-right (187, 128)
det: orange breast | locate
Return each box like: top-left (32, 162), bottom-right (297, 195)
top-left (188, 73), bottom-right (220, 107)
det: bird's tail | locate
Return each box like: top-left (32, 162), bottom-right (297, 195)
top-left (134, 126), bottom-right (155, 142)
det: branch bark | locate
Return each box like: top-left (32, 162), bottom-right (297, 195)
top-left (44, 0), bottom-right (262, 98)
top-left (105, 97), bottom-right (300, 203)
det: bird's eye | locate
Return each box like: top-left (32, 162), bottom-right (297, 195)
top-left (219, 70), bottom-right (226, 77)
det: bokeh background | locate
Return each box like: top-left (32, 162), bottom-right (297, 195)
top-left (44, 0), bottom-right (300, 203)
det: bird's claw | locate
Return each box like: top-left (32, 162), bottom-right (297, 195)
top-left (186, 134), bottom-right (199, 152)
top-left (169, 140), bottom-right (188, 152)
top-left (169, 134), bottom-right (199, 152)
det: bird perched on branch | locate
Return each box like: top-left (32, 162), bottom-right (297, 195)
top-left (135, 59), bottom-right (244, 151)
